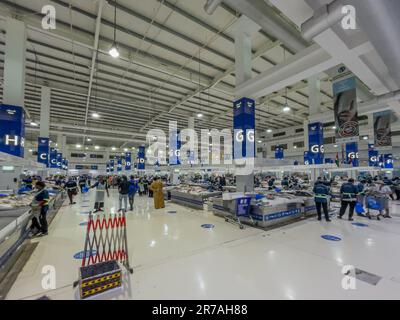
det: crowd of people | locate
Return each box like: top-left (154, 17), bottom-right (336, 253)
top-left (313, 175), bottom-right (400, 222)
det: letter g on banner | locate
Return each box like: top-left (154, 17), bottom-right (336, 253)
top-left (42, 5), bottom-right (56, 30)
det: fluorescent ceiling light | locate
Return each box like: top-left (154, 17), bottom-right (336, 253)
top-left (111, 147), bottom-right (116, 151)
top-left (87, 138), bottom-right (92, 142)
top-left (283, 105), bottom-right (291, 112)
top-left (267, 129), bottom-right (272, 133)
top-left (29, 149), bottom-right (33, 152)
top-left (94, 146), bottom-right (100, 150)
top-left (109, 45), bottom-right (119, 58)
top-left (30, 121), bottom-right (38, 126)
top-left (92, 113), bottom-right (100, 119)
top-left (76, 144), bottom-right (82, 148)
top-left (123, 148), bottom-right (128, 152)
top-left (197, 113), bottom-right (203, 118)
top-left (363, 136), bottom-right (369, 140)
top-left (332, 126), bottom-right (337, 130)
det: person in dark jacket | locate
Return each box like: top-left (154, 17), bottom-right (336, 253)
top-left (78, 176), bottom-right (87, 193)
top-left (128, 176), bottom-right (138, 211)
top-left (338, 178), bottom-right (358, 221)
top-left (313, 178), bottom-right (331, 222)
top-left (118, 175), bottom-right (129, 213)
top-left (30, 181), bottom-right (49, 236)
top-left (281, 177), bottom-right (289, 189)
top-left (64, 177), bottom-right (78, 205)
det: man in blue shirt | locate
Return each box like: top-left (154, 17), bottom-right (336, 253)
top-left (313, 178), bottom-right (331, 222)
top-left (339, 178), bottom-right (358, 221)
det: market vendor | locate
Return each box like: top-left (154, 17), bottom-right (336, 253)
top-left (64, 177), bottom-right (78, 205)
top-left (313, 178), bottom-right (331, 222)
top-left (30, 181), bottom-right (49, 236)
top-left (338, 178), bottom-right (358, 221)
top-left (23, 175), bottom-right (33, 190)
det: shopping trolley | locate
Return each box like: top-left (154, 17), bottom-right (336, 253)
top-left (365, 193), bottom-right (386, 220)
top-left (225, 197), bottom-right (254, 229)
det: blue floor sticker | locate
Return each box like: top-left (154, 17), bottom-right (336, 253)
top-left (201, 224), bottom-right (215, 229)
top-left (73, 250), bottom-right (97, 259)
top-left (79, 221), bottom-right (88, 226)
top-left (352, 222), bottom-right (369, 227)
top-left (321, 235), bottom-right (342, 241)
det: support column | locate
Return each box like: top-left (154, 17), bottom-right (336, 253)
top-left (233, 17), bottom-right (260, 193)
top-left (306, 76), bottom-right (324, 176)
top-left (0, 18), bottom-right (27, 158)
top-left (37, 86), bottom-right (51, 167)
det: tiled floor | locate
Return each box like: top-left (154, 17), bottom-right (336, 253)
top-left (6, 189), bottom-right (400, 300)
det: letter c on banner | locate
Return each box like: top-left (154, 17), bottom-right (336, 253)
top-left (40, 153), bottom-right (47, 160)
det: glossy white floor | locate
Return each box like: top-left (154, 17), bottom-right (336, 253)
top-left (6, 189), bottom-right (400, 300)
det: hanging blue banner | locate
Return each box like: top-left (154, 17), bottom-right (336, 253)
top-left (125, 152), bottom-right (132, 171)
top-left (61, 158), bottom-right (67, 171)
top-left (137, 146), bottom-right (145, 170)
top-left (275, 146), bottom-right (284, 159)
top-left (65, 159), bottom-right (69, 171)
top-left (169, 129), bottom-right (181, 165)
top-left (0, 104), bottom-right (25, 157)
top-left (233, 97), bottom-right (255, 159)
top-left (37, 137), bottom-right (50, 167)
top-left (117, 156), bottom-right (122, 172)
top-left (109, 159), bottom-right (114, 172)
top-left (325, 158), bottom-right (333, 164)
top-left (56, 153), bottom-right (62, 169)
top-left (378, 154), bottom-right (384, 168)
top-left (308, 122), bottom-right (324, 164)
top-left (49, 148), bottom-right (58, 168)
top-left (368, 144), bottom-right (379, 167)
top-left (106, 161), bottom-right (110, 173)
top-left (304, 151), bottom-right (311, 165)
top-left (346, 142), bottom-right (359, 167)
top-left (384, 154), bottom-right (393, 169)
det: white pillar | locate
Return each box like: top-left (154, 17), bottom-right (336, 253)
top-left (39, 86), bottom-right (51, 137)
top-left (188, 117), bottom-right (194, 130)
top-left (3, 18), bottom-right (26, 107)
top-left (308, 75), bottom-right (321, 115)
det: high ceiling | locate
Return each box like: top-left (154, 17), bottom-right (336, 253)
top-left (0, 0), bottom-right (344, 148)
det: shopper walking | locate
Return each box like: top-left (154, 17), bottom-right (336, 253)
top-left (29, 181), bottom-right (49, 236)
top-left (65, 177), bottom-right (78, 205)
top-left (149, 177), bottom-right (165, 209)
top-left (338, 178), bottom-right (358, 221)
top-left (374, 181), bottom-right (393, 218)
top-left (118, 175), bottom-right (129, 213)
top-left (393, 177), bottom-right (400, 200)
top-left (128, 175), bottom-right (138, 211)
top-left (138, 178), bottom-right (144, 196)
top-left (313, 178), bottom-right (331, 222)
top-left (91, 176), bottom-right (110, 213)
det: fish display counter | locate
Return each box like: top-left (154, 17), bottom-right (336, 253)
top-left (170, 186), bottom-right (222, 210)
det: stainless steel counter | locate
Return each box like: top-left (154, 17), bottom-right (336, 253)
top-left (171, 190), bottom-right (222, 210)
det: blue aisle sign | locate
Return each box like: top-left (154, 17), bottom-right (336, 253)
top-left (384, 154), bottom-right (393, 169)
top-left (236, 197), bottom-right (252, 217)
top-left (75, 165), bottom-right (84, 170)
top-left (275, 146), bottom-right (284, 159)
top-left (49, 148), bottom-right (58, 168)
top-left (346, 142), bottom-right (359, 167)
top-left (169, 129), bottom-right (181, 165)
top-left (125, 152), bottom-right (132, 171)
top-left (0, 104), bottom-right (25, 157)
top-left (233, 97), bottom-right (255, 159)
top-left (304, 151), bottom-right (311, 165)
top-left (117, 156), bottom-right (122, 172)
top-left (37, 137), bottom-right (50, 167)
top-left (378, 154), bottom-right (384, 168)
top-left (308, 122), bottom-right (324, 164)
top-left (91, 165), bottom-right (98, 170)
top-left (137, 146), bottom-right (145, 170)
top-left (325, 158), bottom-right (333, 164)
top-left (368, 144), bottom-right (379, 167)
top-left (56, 153), bottom-right (62, 168)
top-left (109, 159), bottom-right (114, 172)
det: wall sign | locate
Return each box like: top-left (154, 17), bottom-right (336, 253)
top-left (125, 152), bottom-right (132, 171)
top-left (137, 146), bottom-right (145, 170)
top-left (346, 142), bottom-right (359, 167)
top-left (308, 122), bottom-right (324, 164)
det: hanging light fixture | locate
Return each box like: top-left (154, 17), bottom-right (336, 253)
top-left (109, 0), bottom-right (119, 58)
top-left (282, 48), bottom-right (291, 113)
